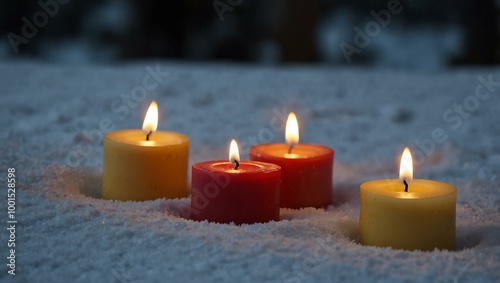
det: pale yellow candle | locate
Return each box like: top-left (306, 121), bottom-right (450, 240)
top-left (102, 101), bottom-right (189, 201)
top-left (359, 148), bottom-right (457, 251)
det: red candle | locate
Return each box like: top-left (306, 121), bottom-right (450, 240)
top-left (191, 139), bottom-right (281, 224)
top-left (250, 113), bottom-right (334, 209)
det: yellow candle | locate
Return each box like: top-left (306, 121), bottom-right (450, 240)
top-left (102, 101), bottom-right (189, 201)
top-left (359, 148), bottom-right (457, 251)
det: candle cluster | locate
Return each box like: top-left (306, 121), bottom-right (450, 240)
top-left (102, 101), bottom-right (457, 251)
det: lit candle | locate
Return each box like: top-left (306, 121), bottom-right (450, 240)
top-left (191, 139), bottom-right (281, 224)
top-left (250, 113), bottom-right (334, 209)
top-left (359, 147), bottom-right (457, 251)
top-left (102, 101), bottom-right (190, 201)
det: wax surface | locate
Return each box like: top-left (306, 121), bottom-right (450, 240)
top-left (102, 129), bottom-right (189, 201)
top-left (191, 161), bottom-right (281, 224)
top-left (250, 143), bottom-right (333, 209)
top-left (359, 179), bottom-right (457, 251)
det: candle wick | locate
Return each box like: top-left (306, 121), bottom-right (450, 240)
top-left (233, 160), bottom-right (240, 170)
top-left (403, 180), bottom-right (408, 192)
top-left (146, 131), bottom-right (152, 141)
top-left (288, 144), bottom-right (294, 154)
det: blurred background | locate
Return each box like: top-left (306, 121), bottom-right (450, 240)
top-left (1, 0), bottom-right (498, 70)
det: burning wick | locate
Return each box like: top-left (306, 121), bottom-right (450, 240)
top-left (399, 147), bottom-right (412, 193)
top-left (232, 159), bottom-right (240, 170)
top-left (229, 139), bottom-right (240, 170)
top-left (143, 101), bottom-right (158, 141)
top-left (285, 112), bottom-right (298, 155)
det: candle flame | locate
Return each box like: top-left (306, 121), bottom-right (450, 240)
top-left (229, 139), bottom-right (240, 164)
top-left (142, 101), bottom-right (158, 136)
top-left (286, 112), bottom-right (299, 147)
top-left (399, 147), bottom-right (413, 184)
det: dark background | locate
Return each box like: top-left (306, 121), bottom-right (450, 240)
top-left (1, 0), bottom-right (498, 69)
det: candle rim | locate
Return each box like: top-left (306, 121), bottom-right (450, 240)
top-left (360, 179), bottom-right (457, 200)
top-left (250, 142), bottom-right (333, 159)
top-left (193, 160), bottom-right (281, 174)
top-left (105, 129), bottom-right (189, 146)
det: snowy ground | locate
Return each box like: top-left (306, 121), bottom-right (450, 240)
top-left (0, 61), bottom-right (499, 282)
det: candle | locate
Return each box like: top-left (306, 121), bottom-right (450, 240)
top-left (250, 113), bottom-right (334, 209)
top-left (359, 147), bottom-right (457, 251)
top-left (102, 101), bottom-right (190, 201)
top-left (191, 139), bottom-right (281, 224)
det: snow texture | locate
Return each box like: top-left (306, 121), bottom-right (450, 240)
top-left (0, 61), bottom-right (499, 282)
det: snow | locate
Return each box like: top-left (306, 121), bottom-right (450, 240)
top-left (1, 61), bottom-right (500, 282)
